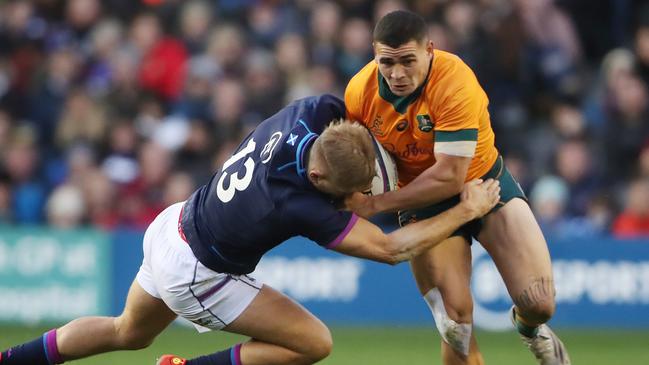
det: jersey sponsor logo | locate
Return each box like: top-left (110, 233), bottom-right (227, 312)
top-left (287, 133), bottom-right (298, 146)
top-left (254, 256), bottom-right (364, 301)
top-left (396, 119), bottom-right (408, 132)
top-left (416, 114), bottom-right (434, 132)
top-left (383, 142), bottom-right (434, 159)
top-left (260, 132), bottom-right (282, 164)
top-left (396, 142), bottom-right (434, 158)
top-left (369, 115), bottom-right (385, 137)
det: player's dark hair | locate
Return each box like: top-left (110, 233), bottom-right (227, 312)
top-left (373, 10), bottom-right (427, 48)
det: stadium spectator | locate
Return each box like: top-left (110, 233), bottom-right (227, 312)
top-left (637, 140), bottom-right (649, 178)
top-left (0, 0), bottom-right (646, 239)
top-left (530, 175), bottom-right (570, 238)
top-left (178, 0), bottom-right (213, 55)
top-left (29, 47), bottom-right (80, 150)
top-left (275, 32), bottom-right (309, 99)
top-left (162, 171), bottom-right (194, 207)
top-left (101, 119), bottom-right (139, 185)
top-left (634, 13), bottom-right (649, 87)
top-left (175, 120), bottom-right (215, 185)
top-left (0, 108), bottom-right (11, 148)
top-left (173, 56), bottom-right (221, 121)
top-left (104, 48), bottom-right (141, 117)
top-left (553, 139), bottom-right (603, 217)
top-left (55, 88), bottom-right (108, 150)
top-left (308, 1), bottom-right (341, 67)
top-left (114, 141), bottom-right (171, 228)
top-left (602, 73), bottom-right (649, 183)
top-left (45, 183), bottom-right (86, 229)
top-left (85, 19), bottom-right (124, 97)
top-left (243, 48), bottom-right (283, 119)
top-left (515, 0), bottom-right (583, 100)
top-left (529, 174), bottom-right (604, 238)
top-left (209, 77), bottom-right (247, 145)
top-left (80, 168), bottom-right (118, 229)
top-left (204, 23), bottom-right (247, 77)
top-left (60, 143), bottom-right (97, 187)
top-left (3, 125), bottom-right (45, 224)
top-left (612, 177), bottom-right (649, 238)
top-left (336, 17), bottom-right (373, 81)
top-left (131, 12), bottom-right (188, 101)
top-left (583, 48), bottom-right (635, 133)
top-left (0, 173), bottom-right (12, 224)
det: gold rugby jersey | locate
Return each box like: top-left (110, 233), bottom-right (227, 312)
top-left (345, 49), bottom-right (498, 185)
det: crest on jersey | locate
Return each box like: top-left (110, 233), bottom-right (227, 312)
top-left (260, 131), bottom-right (282, 163)
top-left (286, 133), bottom-right (298, 146)
top-left (416, 114), bottom-right (433, 132)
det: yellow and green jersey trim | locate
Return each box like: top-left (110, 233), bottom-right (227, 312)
top-left (434, 129), bottom-right (478, 157)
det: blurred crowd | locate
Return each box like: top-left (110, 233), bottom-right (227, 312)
top-left (1, 0), bottom-right (649, 240)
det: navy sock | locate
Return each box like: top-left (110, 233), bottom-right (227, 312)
top-left (1, 329), bottom-right (63, 365)
top-left (186, 344), bottom-right (242, 365)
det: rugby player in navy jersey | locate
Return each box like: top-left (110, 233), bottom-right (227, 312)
top-left (1, 94), bottom-right (499, 365)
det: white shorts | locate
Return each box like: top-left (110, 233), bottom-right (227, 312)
top-left (136, 202), bottom-right (262, 332)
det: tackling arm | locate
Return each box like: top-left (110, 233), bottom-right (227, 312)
top-left (333, 179), bottom-right (499, 265)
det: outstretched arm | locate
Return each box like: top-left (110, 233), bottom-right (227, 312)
top-left (333, 179), bottom-right (499, 264)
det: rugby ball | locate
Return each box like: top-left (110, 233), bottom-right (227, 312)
top-left (368, 132), bottom-right (399, 195)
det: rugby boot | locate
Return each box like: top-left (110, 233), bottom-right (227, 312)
top-left (511, 306), bottom-right (571, 365)
top-left (156, 354), bottom-right (187, 365)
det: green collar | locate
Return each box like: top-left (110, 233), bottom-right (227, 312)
top-left (377, 60), bottom-right (432, 114)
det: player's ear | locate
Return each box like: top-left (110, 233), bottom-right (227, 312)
top-left (426, 41), bottom-right (434, 57)
top-left (372, 42), bottom-right (379, 63)
top-left (308, 170), bottom-right (322, 185)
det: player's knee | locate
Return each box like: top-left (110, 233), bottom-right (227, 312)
top-left (444, 305), bottom-right (473, 324)
top-left (518, 299), bottom-right (556, 324)
top-left (514, 279), bottom-right (556, 324)
top-left (424, 288), bottom-right (473, 356)
top-left (291, 321), bottom-right (332, 363)
top-left (432, 290), bottom-right (473, 324)
top-left (302, 324), bottom-right (333, 362)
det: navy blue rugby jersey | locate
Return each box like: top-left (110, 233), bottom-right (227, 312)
top-left (180, 94), bottom-right (359, 274)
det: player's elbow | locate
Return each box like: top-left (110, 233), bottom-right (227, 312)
top-left (380, 254), bottom-right (401, 266)
top-left (380, 239), bottom-right (406, 266)
top-left (448, 174), bottom-right (465, 194)
top-left (437, 166), bottom-right (467, 194)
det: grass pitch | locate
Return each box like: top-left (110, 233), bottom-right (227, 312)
top-left (1, 325), bottom-right (648, 364)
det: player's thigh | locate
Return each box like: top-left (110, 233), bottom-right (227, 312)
top-left (410, 235), bottom-right (474, 319)
top-left (224, 285), bottom-right (331, 354)
top-left (477, 198), bottom-right (553, 300)
top-left (118, 280), bottom-right (178, 340)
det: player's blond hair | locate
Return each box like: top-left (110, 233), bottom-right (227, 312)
top-left (316, 120), bottom-right (376, 194)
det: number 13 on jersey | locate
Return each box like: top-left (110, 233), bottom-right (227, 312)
top-left (216, 138), bottom-right (257, 203)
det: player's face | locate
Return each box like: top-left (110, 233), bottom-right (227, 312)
top-left (374, 40), bottom-right (433, 96)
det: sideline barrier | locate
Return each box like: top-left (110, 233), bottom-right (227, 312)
top-left (251, 237), bottom-right (649, 328)
top-left (0, 228), bottom-right (110, 323)
top-left (1, 227), bottom-right (648, 328)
